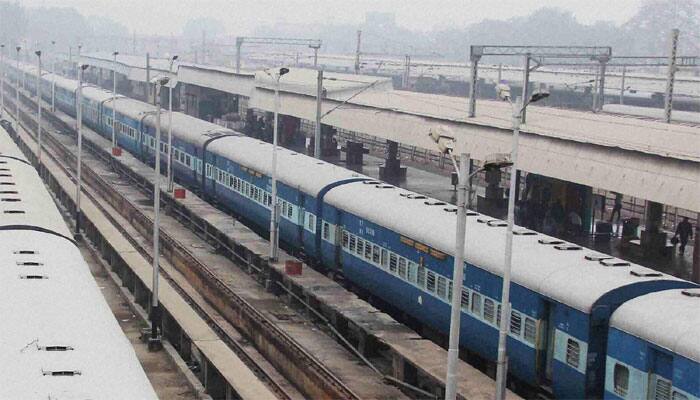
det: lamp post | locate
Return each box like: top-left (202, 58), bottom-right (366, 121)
top-left (51, 41), bottom-right (55, 112)
top-left (263, 67), bottom-right (289, 262)
top-left (111, 51), bottom-right (119, 153)
top-left (429, 127), bottom-right (511, 400)
top-left (76, 44), bottom-right (82, 131)
top-left (35, 50), bottom-right (42, 166)
top-left (494, 57), bottom-right (550, 400)
top-left (1, 44), bottom-right (5, 117)
top-left (15, 46), bottom-right (20, 127)
top-left (75, 63), bottom-right (89, 241)
top-left (166, 55), bottom-right (178, 192)
top-left (150, 75), bottom-right (170, 351)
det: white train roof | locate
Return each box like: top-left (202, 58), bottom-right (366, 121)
top-left (208, 136), bottom-right (369, 195)
top-left (0, 150), bottom-right (70, 239)
top-left (0, 230), bottom-right (157, 399)
top-left (324, 181), bottom-right (687, 313)
top-left (142, 110), bottom-right (240, 147)
top-left (610, 289), bottom-right (700, 362)
top-left (0, 129), bottom-right (27, 162)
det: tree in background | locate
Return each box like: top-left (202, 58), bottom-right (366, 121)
top-left (621, 0), bottom-right (700, 54)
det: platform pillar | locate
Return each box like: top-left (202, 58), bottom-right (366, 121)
top-left (345, 141), bottom-right (367, 168)
top-left (693, 222), bottom-right (699, 284)
top-left (641, 201), bottom-right (667, 258)
top-left (379, 140), bottom-right (407, 182)
top-left (477, 168), bottom-right (507, 219)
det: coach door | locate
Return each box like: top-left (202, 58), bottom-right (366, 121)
top-left (541, 302), bottom-right (556, 384)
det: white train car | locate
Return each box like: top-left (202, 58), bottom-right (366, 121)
top-left (0, 125), bottom-right (158, 399)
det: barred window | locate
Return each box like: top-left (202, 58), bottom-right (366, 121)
top-left (460, 290), bottom-right (470, 310)
top-left (364, 241), bottom-right (373, 260)
top-left (471, 293), bottom-right (482, 316)
top-left (407, 262), bottom-right (418, 283)
top-left (483, 299), bottom-right (495, 323)
top-left (341, 231), bottom-right (349, 248)
top-left (372, 245), bottom-right (380, 264)
top-left (287, 204), bottom-right (293, 218)
top-left (389, 253), bottom-right (398, 272)
top-left (426, 270), bottom-right (436, 293)
top-left (436, 276), bottom-right (447, 299)
top-left (566, 339), bottom-right (580, 368)
top-left (322, 222), bottom-right (331, 240)
top-left (417, 266), bottom-right (426, 288)
top-left (380, 249), bottom-right (388, 267)
top-left (349, 235), bottom-right (356, 252)
top-left (398, 257), bottom-right (407, 278)
top-left (447, 281), bottom-right (453, 301)
top-left (356, 238), bottom-right (364, 256)
top-left (510, 312), bottom-right (522, 336)
top-left (672, 392), bottom-right (688, 400)
top-left (524, 318), bottom-right (537, 344)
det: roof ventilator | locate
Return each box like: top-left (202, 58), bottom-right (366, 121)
top-left (1, 198), bottom-right (20, 202)
top-left (402, 193), bottom-right (427, 200)
top-left (41, 345), bottom-right (75, 352)
top-left (444, 207), bottom-right (457, 213)
top-left (0, 173), bottom-right (11, 177)
top-left (0, 182), bottom-right (15, 185)
top-left (375, 184), bottom-right (394, 189)
top-left (4, 210), bottom-right (25, 214)
top-left (362, 180), bottom-right (381, 185)
top-left (0, 190), bottom-right (18, 194)
top-left (554, 244), bottom-right (583, 251)
top-left (486, 220), bottom-right (508, 227)
top-left (466, 211), bottom-right (479, 216)
top-left (681, 289), bottom-right (700, 298)
top-left (629, 270), bottom-right (662, 277)
top-left (13, 250), bottom-right (37, 255)
top-left (16, 261), bottom-right (43, 266)
top-left (599, 259), bottom-right (631, 267)
top-left (538, 239), bottom-right (565, 245)
top-left (585, 253), bottom-right (614, 261)
top-left (513, 229), bottom-right (537, 236)
top-left (20, 274), bottom-right (48, 279)
top-left (424, 201), bottom-right (447, 206)
top-left (42, 369), bottom-right (82, 376)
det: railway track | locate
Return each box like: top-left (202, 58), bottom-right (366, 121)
top-left (7, 87), bottom-right (365, 400)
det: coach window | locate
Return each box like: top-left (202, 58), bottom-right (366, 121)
top-left (398, 257), bottom-right (407, 277)
top-left (471, 292), bottom-right (482, 317)
top-left (566, 339), bottom-right (581, 369)
top-left (426, 270), bottom-right (436, 293)
top-left (613, 363), bottom-right (629, 397)
top-left (510, 311), bottom-right (522, 336)
top-left (483, 298), bottom-right (495, 323)
top-left (372, 245), bottom-right (380, 264)
top-left (672, 392), bottom-right (688, 400)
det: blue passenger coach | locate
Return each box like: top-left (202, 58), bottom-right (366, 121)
top-left (606, 289), bottom-right (700, 400)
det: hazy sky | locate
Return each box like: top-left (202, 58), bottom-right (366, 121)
top-left (19, 0), bottom-right (646, 35)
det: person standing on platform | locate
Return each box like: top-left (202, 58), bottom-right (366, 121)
top-left (675, 217), bottom-right (694, 255)
top-left (609, 192), bottom-right (623, 223)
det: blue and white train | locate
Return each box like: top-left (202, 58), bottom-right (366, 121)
top-left (7, 61), bottom-right (698, 399)
top-left (0, 123), bottom-right (158, 399)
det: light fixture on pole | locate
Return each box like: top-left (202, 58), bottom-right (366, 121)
top-left (51, 41), bottom-right (55, 112)
top-left (15, 46), bottom-right (20, 127)
top-left (76, 44), bottom-right (82, 131)
top-left (35, 50), bottom-right (42, 166)
top-left (166, 54), bottom-right (178, 192)
top-left (149, 75), bottom-right (170, 351)
top-left (0, 44), bottom-right (5, 117)
top-left (494, 62), bottom-right (549, 400)
top-left (111, 51), bottom-right (119, 155)
top-left (74, 63), bottom-right (89, 241)
top-left (263, 67), bottom-right (289, 262)
top-left (429, 126), bottom-right (512, 400)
